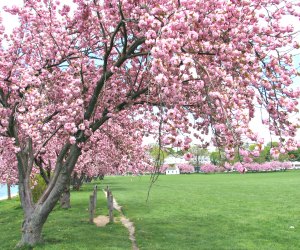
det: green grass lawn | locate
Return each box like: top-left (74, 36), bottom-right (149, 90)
top-left (102, 171), bottom-right (300, 250)
top-left (0, 184), bottom-right (131, 250)
top-left (1, 171), bottom-right (300, 249)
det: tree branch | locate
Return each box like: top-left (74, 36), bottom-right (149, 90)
top-left (39, 143), bottom-right (71, 203)
top-left (35, 157), bottom-right (50, 185)
top-left (84, 37), bottom-right (146, 121)
top-left (34, 125), bottom-right (63, 158)
top-left (42, 111), bottom-right (60, 124)
top-left (90, 87), bottom-right (148, 132)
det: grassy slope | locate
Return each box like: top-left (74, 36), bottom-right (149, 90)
top-left (1, 171), bottom-right (300, 249)
top-left (103, 171), bottom-right (300, 250)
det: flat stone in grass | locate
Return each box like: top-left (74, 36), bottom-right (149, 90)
top-left (94, 215), bottom-right (109, 227)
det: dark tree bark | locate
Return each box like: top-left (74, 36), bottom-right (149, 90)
top-left (59, 179), bottom-right (71, 209)
top-left (16, 141), bottom-right (81, 247)
top-left (71, 172), bottom-right (85, 191)
top-left (18, 209), bottom-right (44, 247)
top-left (85, 176), bottom-right (93, 183)
top-left (35, 156), bottom-right (50, 185)
top-left (7, 183), bottom-right (11, 200)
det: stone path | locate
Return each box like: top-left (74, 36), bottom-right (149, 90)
top-left (94, 190), bottom-right (139, 250)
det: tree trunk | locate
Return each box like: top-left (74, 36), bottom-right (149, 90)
top-left (59, 184), bottom-right (71, 209)
top-left (17, 213), bottom-right (44, 247)
top-left (7, 183), bottom-right (11, 200)
top-left (16, 143), bottom-right (82, 247)
top-left (71, 172), bottom-right (85, 191)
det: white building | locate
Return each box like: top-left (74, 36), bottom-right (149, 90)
top-left (291, 161), bottom-right (300, 169)
top-left (164, 156), bottom-right (186, 175)
top-left (165, 166), bottom-right (180, 175)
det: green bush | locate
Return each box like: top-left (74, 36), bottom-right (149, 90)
top-left (31, 175), bottom-right (47, 203)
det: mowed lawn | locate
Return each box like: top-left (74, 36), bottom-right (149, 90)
top-left (0, 184), bottom-right (131, 250)
top-left (103, 171), bottom-right (300, 250)
top-left (1, 171), bottom-right (300, 249)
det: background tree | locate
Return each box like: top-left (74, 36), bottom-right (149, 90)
top-left (189, 145), bottom-right (209, 172)
top-left (288, 147), bottom-right (300, 162)
top-left (249, 142), bottom-right (289, 163)
top-left (149, 144), bottom-right (169, 164)
top-left (210, 150), bottom-right (226, 166)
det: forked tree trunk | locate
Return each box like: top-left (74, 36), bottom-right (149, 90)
top-left (16, 142), bottom-right (81, 247)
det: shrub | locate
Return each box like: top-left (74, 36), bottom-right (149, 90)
top-left (31, 174), bottom-right (47, 203)
top-left (200, 164), bottom-right (217, 173)
top-left (232, 161), bottom-right (293, 173)
top-left (177, 163), bottom-right (194, 173)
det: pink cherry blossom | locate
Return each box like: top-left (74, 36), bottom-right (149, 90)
top-left (0, 0), bottom-right (299, 247)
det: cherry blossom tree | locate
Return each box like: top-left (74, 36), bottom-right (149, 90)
top-left (201, 161), bottom-right (292, 173)
top-left (0, 0), bottom-right (299, 247)
top-left (177, 163), bottom-right (194, 173)
top-left (188, 145), bottom-right (209, 171)
top-left (74, 123), bottom-right (151, 177)
top-left (242, 161), bottom-right (292, 172)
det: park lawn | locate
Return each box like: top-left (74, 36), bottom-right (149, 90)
top-left (0, 183), bottom-right (131, 250)
top-left (1, 171), bottom-right (300, 249)
top-left (102, 171), bottom-right (300, 250)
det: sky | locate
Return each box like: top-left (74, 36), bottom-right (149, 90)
top-left (0, 1), bottom-right (299, 148)
top-left (0, 0), bottom-right (22, 34)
